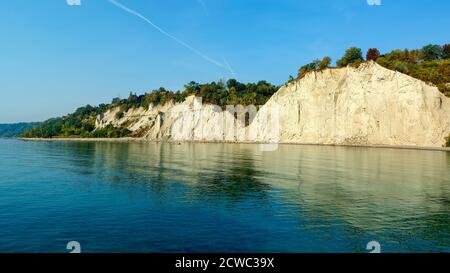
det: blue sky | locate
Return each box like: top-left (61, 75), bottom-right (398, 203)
top-left (0, 0), bottom-right (449, 123)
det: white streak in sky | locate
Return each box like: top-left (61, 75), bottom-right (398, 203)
top-left (223, 57), bottom-right (236, 78)
top-left (108, 0), bottom-right (226, 70)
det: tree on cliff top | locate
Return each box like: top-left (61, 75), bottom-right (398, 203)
top-left (336, 47), bottom-right (364, 67)
top-left (297, 56), bottom-right (332, 79)
top-left (442, 44), bottom-right (450, 60)
top-left (421, 44), bottom-right (443, 61)
top-left (319, 56), bottom-right (332, 69)
top-left (366, 48), bottom-right (381, 61)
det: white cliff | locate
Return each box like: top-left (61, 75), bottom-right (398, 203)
top-left (96, 62), bottom-right (450, 147)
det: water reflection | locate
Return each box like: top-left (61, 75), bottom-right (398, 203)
top-left (5, 140), bottom-right (449, 252)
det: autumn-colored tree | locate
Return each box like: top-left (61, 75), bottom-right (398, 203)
top-left (366, 48), bottom-right (380, 61)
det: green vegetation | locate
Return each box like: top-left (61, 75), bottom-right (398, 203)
top-left (296, 56), bottom-right (332, 79)
top-left (22, 105), bottom-right (109, 138)
top-left (114, 80), bottom-right (279, 110)
top-left (0, 122), bottom-right (41, 137)
top-left (22, 79), bottom-right (278, 138)
top-left (295, 44), bottom-right (450, 96)
top-left (446, 134), bottom-right (450, 147)
top-left (22, 43), bottom-right (450, 139)
top-left (90, 124), bottom-right (131, 138)
top-left (183, 79), bottom-right (278, 106)
top-left (376, 44), bottom-right (450, 96)
top-left (336, 47), bottom-right (364, 67)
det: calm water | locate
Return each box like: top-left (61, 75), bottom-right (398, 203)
top-left (0, 139), bottom-right (448, 253)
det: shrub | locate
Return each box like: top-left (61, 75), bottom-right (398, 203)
top-left (446, 134), bottom-right (450, 147)
top-left (115, 111), bottom-right (124, 120)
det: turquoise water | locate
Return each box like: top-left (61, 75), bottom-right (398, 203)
top-left (0, 139), bottom-right (448, 253)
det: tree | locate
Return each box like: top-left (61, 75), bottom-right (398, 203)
top-left (297, 60), bottom-right (318, 79)
top-left (111, 97), bottom-right (121, 104)
top-left (297, 57), bottom-right (331, 79)
top-left (366, 48), bottom-right (380, 61)
top-left (443, 44), bottom-right (450, 60)
top-left (421, 44), bottom-right (443, 61)
top-left (336, 47), bottom-right (364, 67)
top-left (319, 56), bottom-right (332, 69)
top-left (226, 79), bottom-right (238, 89)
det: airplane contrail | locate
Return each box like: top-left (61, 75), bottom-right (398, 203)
top-left (223, 57), bottom-right (236, 78)
top-left (108, 0), bottom-right (227, 70)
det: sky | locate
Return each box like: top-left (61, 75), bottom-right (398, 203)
top-left (0, 0), bottom-right (449, 123)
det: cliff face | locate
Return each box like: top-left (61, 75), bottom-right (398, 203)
top-left (96, 62), bottom-right (450, 147)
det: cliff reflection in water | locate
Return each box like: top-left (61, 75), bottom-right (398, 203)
top-left (21, 141), bottom-right (450, 252)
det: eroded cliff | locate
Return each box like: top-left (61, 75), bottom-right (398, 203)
top-left (96, 62), bottom-right (450, 147)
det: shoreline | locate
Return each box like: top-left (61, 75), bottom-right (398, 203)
top-left (17, 137), bottom-right (450, 152)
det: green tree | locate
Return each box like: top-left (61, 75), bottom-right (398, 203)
top-left (421, 44), bottom-right (443, 61)
top-left (336, 47), bottom-right (364, 67)
top-left (443, 44), bottom-right (450, 60)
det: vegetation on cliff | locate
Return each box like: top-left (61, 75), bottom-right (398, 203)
top-left (294, 44), bottom-right (450, 96)
top-left (22, 80), bottom-right (278, 138)
top-left (22, 44), bottom-right (449, 140)
top-left (111, 79), bottom-right (278, 111)
top-left (376, 46), bottom-right (450, 96)
top-left (21, 105), bottom-right (111, 138)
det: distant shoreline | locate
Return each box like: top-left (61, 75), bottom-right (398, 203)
top-left (16, 137), bottom-right (450, 152)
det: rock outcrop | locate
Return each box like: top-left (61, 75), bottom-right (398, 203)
top-left (96, 62), bottom-right (450, 147)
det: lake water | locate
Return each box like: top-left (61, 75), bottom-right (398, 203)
top-left (0, 139), bottom-right (448, 253)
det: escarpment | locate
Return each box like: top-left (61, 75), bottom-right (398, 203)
top-left (96, 62), bottom-right (450, 147)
